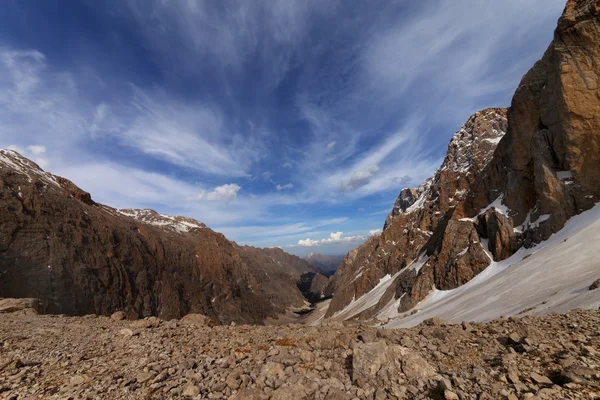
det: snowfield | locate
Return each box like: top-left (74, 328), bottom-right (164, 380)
top-left (383, 203), bottom-right (600, 328)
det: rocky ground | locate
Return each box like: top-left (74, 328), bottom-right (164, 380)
top-left (0, 309), bottom-right (599, 400)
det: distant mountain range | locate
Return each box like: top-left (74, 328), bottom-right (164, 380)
top-left (303, 252), bottom-right (344, 277)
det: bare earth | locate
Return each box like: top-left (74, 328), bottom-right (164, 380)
top-left (1, 310), bottom-right (599, 399)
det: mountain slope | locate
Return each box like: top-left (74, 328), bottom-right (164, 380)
top-left (303, 252), bottom-right (344, 277)
top-left (325, 108), bottom-right (509, 317)
top-left (384, 202), bottom-right (600, 327)
top-left (0, 149), bottom-right (311, 324)
top-left (325, 0), bottom-right (600, 321)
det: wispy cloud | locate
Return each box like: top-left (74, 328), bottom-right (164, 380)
top-left (0, 0), bottom-right (566, 255)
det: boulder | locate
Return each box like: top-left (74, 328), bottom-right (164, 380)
top-left (110, 311), bottom-right (127, 320)
top-left (0, 298), bottom-right (41, 313)
top-left (352, 342), bottom-right (435, 384)
top-left (180, 313), bottom-right (213, 327)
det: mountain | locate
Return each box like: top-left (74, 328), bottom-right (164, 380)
top-left (324, 0), bottom-right (600, 322)
top-left (303, 252), bottom-right (344, 277)
top-left (0, 149), bottom-right (317, 324)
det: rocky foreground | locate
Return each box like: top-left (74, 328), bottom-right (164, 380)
top-left (1, 310), bottom-right (599, 400)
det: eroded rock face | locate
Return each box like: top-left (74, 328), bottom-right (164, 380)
top-left (326, 0), bottom-right (600, 321)
top-left (0, 150), bottom-right (310, 324)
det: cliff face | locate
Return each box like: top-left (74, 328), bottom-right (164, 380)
top-left (326, 0), bottom-right (600, 321)
top-left (0, 149), bottom-right (309, 324)
top-left (325, 109), bottom-right (509, 317)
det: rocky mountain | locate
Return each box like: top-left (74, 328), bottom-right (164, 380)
top-left (304, 252), bottom-right (344, 277)
top-left (325, 0), bottom-right (600, 321)
top-left (0, 149), bottom-right (317, 324)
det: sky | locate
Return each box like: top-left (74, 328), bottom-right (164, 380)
top-left (0, 0), bottom-right (566, 256)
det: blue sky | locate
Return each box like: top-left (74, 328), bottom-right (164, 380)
top-left (0, 0), bottom-right (565, 256)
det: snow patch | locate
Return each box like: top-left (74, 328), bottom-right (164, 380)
top-left (479, 194), bottom-right (509, 217)
top-left (385, 202), bottom-right (600, 328)
top-left (332, 271), bottom-right (402, 320)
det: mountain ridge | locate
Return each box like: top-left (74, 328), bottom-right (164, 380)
top-left (0, 148), bottom-right (317, 324)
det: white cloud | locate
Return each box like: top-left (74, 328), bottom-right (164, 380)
top-left (27, 145), bottom-right (46, 156)
top-left (291, 229), bottom-right (378, 248)
top-left (326, 141), bottom-right (336, 151)
top-left (329, 231), bottom-right (343, 240)
top-left (276, 183), bottom-right (294, 190)
top-left (298, 238), bottom-right (319, 246)
top-left (369, 228), bottom-right (382, 236)
top-left (282, 162), bottom-right (292, 168)
top-left (195, 184), bottom-right (241, 201)
top-left (339, 165), bottom-right (379, 192)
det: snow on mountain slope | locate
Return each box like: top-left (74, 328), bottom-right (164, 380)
top-left (118, 208), bottom-right (207, 234)
top-left (382, 202), bottom-right (600, 328)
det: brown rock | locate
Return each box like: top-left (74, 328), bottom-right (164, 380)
top-left (110, 311), bottom-right (127, 321)
top-left (0, 298), bottom-right (41, 313)
top-left (589, 279), bottom-right (600, 290)
top-left (530, 372), bottom-right (553, 385)
top-left (182, 384), bottom-right (200, 397)
top-left (352, 342), bottom-right (435, 383)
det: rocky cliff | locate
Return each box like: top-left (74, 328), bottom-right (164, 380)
top-left (326, 0), bottom-right (600, 321)
top-left (0, 149), bottom-right (313, 324)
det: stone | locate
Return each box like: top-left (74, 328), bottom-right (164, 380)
top-left (70, 375), bottom-right (87, 385)
top-left (119, 328), bottom-right (136, 337)
top-left (261, 362), bottom-right (284, 376)
top-left (507, 369), bottom-right (520, 384)
top-left (136, 371), bottom-right (154, 384)
top-left (183, 384), bottom-right (200, 397)
top-left (507, 332), bottom-right (522, 345)
top-left (422, 317), bottom-right (447, 326)
top-left (110, 311), bottom-right (127, 320)
top-left (352, 342), bottom-right (435, 384)
top-left (130, 317), bottom-right (161, 329)
top-left (180, 313), bottom-right (213, 327)
top-left (271, 385), bottom-right (306, 400)
top-left (0, 298), bottom-right (41, 313)
top-left (444, 390), bottom-right (459, 400)
top-left (230, 388), bottom-right (264, 399)
top-left (530, 372), bottom-right (552, 385)
top-left (590, 279), bottom-right (600, 290)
